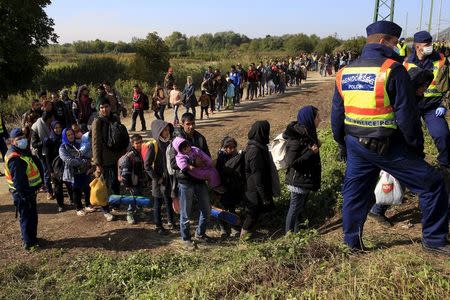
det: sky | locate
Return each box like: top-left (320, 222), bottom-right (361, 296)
top-left (45, 0), bottom-right (450, 43)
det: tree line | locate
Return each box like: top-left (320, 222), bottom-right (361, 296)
top-left (42, 31), bottom-right (366, 56)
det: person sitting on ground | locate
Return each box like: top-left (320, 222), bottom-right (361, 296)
top-left (284, 106), bottom-right (322, 233)
top-left (173, 137), bottom-right (225, 194)
top-left (119, 134), bottom-right (147, 224)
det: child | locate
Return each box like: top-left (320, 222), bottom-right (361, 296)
top-left (225, 78), bottom-right (235, 110)
top-left (198, 90), bottom-right (210, 120)
top-left (169, 84), bottom-right (182, 125)
top-left (172, 137), bottom-right (225, 193)
top-left (119, 134), bottom-right (146, 224)
top-left (71, 122), bottom-right (83, 143)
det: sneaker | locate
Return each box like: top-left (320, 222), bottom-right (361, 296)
top-left (182, 240), bottom-right (197, 251)
top-left (58, 206), bottom-right (64, 213)
top-left (104, 213), bottom-right (114, 222)
top-left (84, 206), bottom-right (95, 213)
top-left (194, 233), bottom-right (213, 243)
top-left (422, 242), bottom-right (450, 256)
top-left (368, 212), bottom-right (393, 227)
top-left (127, 213), bottom-right (136, 224)
top-left (156, 227), bottom-right (169, 236)
top-left (76, 210), bottom-right (86, 216)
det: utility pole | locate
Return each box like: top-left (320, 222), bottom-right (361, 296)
top-left (373, 0), bottom-right (395, 22)
top-left (419, 0), bottom-right (423, 30)
top-left (405, 12), bottom-right (408, 38)
top-left (428, 0), bottom-right (434, 33)
top-left (437, 0), bottom-right (443, 39)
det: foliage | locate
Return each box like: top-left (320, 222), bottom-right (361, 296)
top-left (129, 32), bottom-right (170, 84)
top-left (284, 34), bottom-right (316, 55)
top-left (337, 36), bottom-right (367, 54)
top-left (38, 57), bottom-right (127, 91)
top-left (0, 0), bottom-right (58, 98)
top-left (315, 36), bottom-right (343, 55)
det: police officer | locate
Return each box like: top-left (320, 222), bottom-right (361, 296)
top-left (331, 21), bottom-right (450, 255)
top-left (4, 128), bottom-right (43, 250)
top-left (396, 37), bottom-right (408, 62)
top-left (371, 31), bottom-right (450, 222)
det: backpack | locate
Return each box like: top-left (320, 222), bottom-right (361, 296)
top-left (52, 155), bottom-right (64, 179)
top-left (142, 94), bottom-right (150, 111)
top-left (107, 121), bottom-right (130, 151)
top-left (117, 151), bottom-right (135, 184)
top-left (140, 138), bottom-right (158, 163)
top-left (269, 133), bottom-right (288, 170)
top-left (221, 150), bottom-right (246, 193)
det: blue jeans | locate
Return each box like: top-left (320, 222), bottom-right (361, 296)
top-left (173, 105), bottom-right (180, 122)
top-left (233, 86), bottom-right (240, 105)
top-left (285, 191), bottom-right (310, 233)
top-left (216, 94), bottom-right (224, 111)
top-left (343, 135), bottom-right (448, 249)
top-left (40, 156), bottom-right (53, 194)
top-left (185, 106), bottom-right (196, 120)
top-left (178, 182), bottom-right (211, 241)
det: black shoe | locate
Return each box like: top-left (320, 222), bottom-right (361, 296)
top-left (194, 233), bottom-right (213, 243)
top-left (368, 212), bottom-right (393, 227)
top-left (141, 128), bottom-right (147, 131)
top-left (129, 127), bottom-right (136, 131)
top-left (156, 227), bottom-right (169, 236)
top-left (422, 242), bottom-right (450, 256)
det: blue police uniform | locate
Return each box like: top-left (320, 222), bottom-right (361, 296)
top-left (6, 129), bottom-right (44, 249)
top-left (331, 21), bottom-right (449, 251)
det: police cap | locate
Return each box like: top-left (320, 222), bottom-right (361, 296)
top-left (366, 20), bottom-right (402, 38)
top-left (413, 31), bottom-right (432, 43)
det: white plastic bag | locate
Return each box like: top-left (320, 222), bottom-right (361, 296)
top-left (374, 170), bottom-right (405, 205)
top-left (269, 133), bottom-right (288, 170)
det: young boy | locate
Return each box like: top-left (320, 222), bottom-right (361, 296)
top-left (173, 137), bottom-right (225, 194)
top-left (198, 90), bottom-right (210, 120)
top-left (225, 78), bottom-right (235, 110)
top-left (119, 134), bottom-right (146, 224)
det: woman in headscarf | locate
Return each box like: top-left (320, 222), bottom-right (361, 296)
top-left (283, 105), bottom-right (321, 233)
top-left (242, 120), bottom-right (273, 239)
top-left (59, 128), bottom-right (93, 216)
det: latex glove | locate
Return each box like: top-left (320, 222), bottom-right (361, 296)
top-left (436, 107), bottom-right (447, 117)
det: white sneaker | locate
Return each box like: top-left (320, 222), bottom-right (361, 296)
top-left (84, 206), bottom-right (95, 213)
top-left (76, 210), bottom-right (86, 216)
top-left (104, 213), bottom-right (114, 222)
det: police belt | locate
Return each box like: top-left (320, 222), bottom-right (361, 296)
top-left (357, 137), bottom-right (391, 156)
top-left (345, 116), bottom-right (396, 127)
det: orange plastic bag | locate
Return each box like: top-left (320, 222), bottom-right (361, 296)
top-left (89, 175), bottom-right (108, 206)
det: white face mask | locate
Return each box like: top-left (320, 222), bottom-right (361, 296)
top-left (422, 45), bottom-right (433, 56)
top-left (16, 139), bottom-right (28, 150)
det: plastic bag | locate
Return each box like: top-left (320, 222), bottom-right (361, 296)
top-left (374, 170), bottom-right (405, 205)
top-left (89, 176), bottom-right (108, 206)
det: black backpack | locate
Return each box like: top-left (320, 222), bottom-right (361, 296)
top-left (107, 121), bottom-right (130, 151)
top-left (52, 155), bottom-right (64, 179)
top-left (221, 151), bottom-right (246, 193)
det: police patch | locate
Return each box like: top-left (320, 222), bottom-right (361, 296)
top-left (341, 73), bottom-right (376, 91)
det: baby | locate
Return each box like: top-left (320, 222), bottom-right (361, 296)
top-left (173, 137), bottom-right (225, 194)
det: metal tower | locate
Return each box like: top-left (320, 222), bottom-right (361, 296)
top-left (373, 0), bottom-right (396, 22)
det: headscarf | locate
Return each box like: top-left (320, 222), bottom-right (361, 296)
top-left (248, 120), bottom-right (270, 145)
top-left (297, 105), bottom-right (318, 142)
top-left (62, 128), bottom-right (76, 146)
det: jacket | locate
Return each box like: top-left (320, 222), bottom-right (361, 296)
top-left (144, 120), bottom-right (173, 182)
top-left (31, 118), bottom-right (52, 156)
top-left (53, 100), bottom-right (73, 129)
top-left (45, 133), bottom-right (62, 175)
top-left (121, 147), bottom-right (146, 188)
top-left (283, 122), bottom-right (321, 191)
top-left (172, 137), bottom-right (212, 171)
top-left (91, 114), bottom-right (123, 167)
top-left (59, 129), bottom-right (89, 183)
top-left (245, 121), bottom-right (273, 206)
top-left (6, 146), bottom-right (44, 194)
top-left (331, 43), bottom-right (424, 156)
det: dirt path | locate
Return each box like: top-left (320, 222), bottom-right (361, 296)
top-left (0, 73), bottom-right (338, 266)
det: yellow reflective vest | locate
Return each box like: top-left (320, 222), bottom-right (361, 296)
top-left (4, 151), bottom-right (42, 191)
top-left (336, 59), bottom-right (397, 130)
top-left (397, 43), bottom-right (408, 57)
top-left (403, 53), bottom-right (446, 98)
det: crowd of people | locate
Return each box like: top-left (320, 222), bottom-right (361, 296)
top-left (3, 22), bottom-right (450, 255)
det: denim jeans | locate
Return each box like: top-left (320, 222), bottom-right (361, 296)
top-left (185, 106), bottom-right (196, 119)
top-left (173, 105), bottom-right (180, 122)
top-left (102, 165), bottom-right (119, 212)
top-left (178, 182), bottom-right (211, 241)
top-left (233, 86), bottom-right (240, 105)
top-left (154, 104), bottom-right (166, 121)
top-left (285, 191), bottom-right (310, 233)
top-left (40, 156), bottom-right (53, 194)
top-left (216, 94), bottom-right (223, 111)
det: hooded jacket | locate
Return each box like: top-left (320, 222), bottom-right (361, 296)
top-left (283, 121), bottom-right (321, 191)
top-left (59, 129), bottom-right (89, 183)
top-left (144, 119), bottom-right (174, 181)
top-left (172, 136), bottom-right (213, 171)
top-left (245, 120), bottom-right (273, 206)
top-left (91, 113), bottom-right (123, 167)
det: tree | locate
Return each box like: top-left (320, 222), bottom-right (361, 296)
top-left (338, 36), bottom-right (366, 54)
top-left (284, 34), bottom-right (314, 54)
top-left (129, 32), bottom-right (170, 84)
top-left (315, 36), bottom-right (342, 54)
top-left (0, 0), bottom-right (58, 98)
